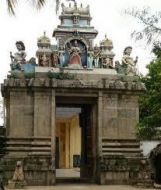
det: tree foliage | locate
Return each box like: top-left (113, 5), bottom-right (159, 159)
top-left (137, 43), bottom-right (161, 139)
top-left (6, 0), bottom-right (61, 15)
top-left (125, 7), bottom-right (161, 44)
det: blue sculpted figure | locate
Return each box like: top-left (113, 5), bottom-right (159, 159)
top-left (87, 52), bottom-right (94, 69)
top-left (59, 51), bottom-right (65, 68)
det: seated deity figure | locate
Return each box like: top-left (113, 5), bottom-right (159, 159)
top-left (122, 46), bottom-right (138, 75)
top-left (10, 41), bottom-right (26, 70)
top-left (67, 40), bottom-right (84, 65)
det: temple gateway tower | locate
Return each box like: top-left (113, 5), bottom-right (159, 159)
top-left (1, 2), bottom-right (151, 186)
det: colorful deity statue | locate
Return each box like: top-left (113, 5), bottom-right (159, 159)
top-left (67, 40), bottom-right (83, 65)
top-left (39, 53), bottom-right (50, 67)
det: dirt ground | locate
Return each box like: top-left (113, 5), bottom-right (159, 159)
top-left (6, 184), bottom-right (156, 190)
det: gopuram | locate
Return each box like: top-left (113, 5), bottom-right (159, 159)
top-left (1, 1), bottom-right (152, 186)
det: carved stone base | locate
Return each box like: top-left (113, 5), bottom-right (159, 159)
top-left (154, 183), bottom-right (161, 188)
top-left (99, 156), bottom-right (153, 186)
top-left (8, 180), bottom-right (26, 189)
top-left (1, 156), bottom-right (55, 186)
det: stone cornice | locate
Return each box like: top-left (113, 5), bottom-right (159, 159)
top-left (1, 77), bottom-right (146, 96)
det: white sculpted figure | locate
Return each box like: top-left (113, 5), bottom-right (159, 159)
top-left (13, 161), bottom-right (24, 181)
top-left (10, 41), bottom-right (26, 64)
top-left (122, 46), bottom-right (138, 75)
top-left (10, 41), bottom-right (26, 70)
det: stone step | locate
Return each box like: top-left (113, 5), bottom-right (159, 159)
top-left (28, 152), bottom-right (51, 156)
top-left (102, 152), bottom-right (142, 157)
top-left (102, 148), bottom-right (142, 153)
top-left (56, 177), bottom-right (93, 184)
top-left (7, 136), bottom-right (51, 141)
top-left (102, 138), bottom-right (139, 142)
top-left (6, 147), bottom-right (51, 151)
top-left (31, 141), bottom-right (51, 146)
top-left (6, 141), bottom-right (51, 146)
top-left (102, 142), bottom-right (140, 147)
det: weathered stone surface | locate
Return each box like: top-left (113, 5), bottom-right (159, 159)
top-left (1, 71), bottom-right (149, 185)
top-left (2, 73), bottom-right (145, 92)
top-left (1, 157), bottom-right (55, 185)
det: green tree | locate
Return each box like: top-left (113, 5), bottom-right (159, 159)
top-left (137, 43), bottom-right (161, 139)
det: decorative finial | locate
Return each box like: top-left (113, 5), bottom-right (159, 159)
top-left (105, 34), bottom-right (107, 39)
top-left (81, 3), bottom-right (83, 8)
top-left (44, 31), bottom-right (46, 37)
top-left (67, 0), bottom-right (77, 5)
top-left (69, 3), bottom-right (71, 7)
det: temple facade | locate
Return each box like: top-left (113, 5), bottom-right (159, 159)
top-left (1, 2), bottom-right (152, 186)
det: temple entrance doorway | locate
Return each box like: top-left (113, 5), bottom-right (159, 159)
top-left (149, 144), bottom-right (161, 186)
top-left (55, 98), bottom-right (97, 183)
top-left (56, 107), bottom-right (81, 178)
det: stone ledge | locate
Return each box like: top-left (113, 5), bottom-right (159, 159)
top-left (2, 78), bottom-right (146, 91)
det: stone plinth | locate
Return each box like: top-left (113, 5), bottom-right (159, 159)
top-left (8, 180), bottom-right (26, 189)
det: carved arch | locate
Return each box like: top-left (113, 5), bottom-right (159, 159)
top-left (64, 37), bottom-right (89, 50)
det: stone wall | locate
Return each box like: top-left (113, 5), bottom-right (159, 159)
top-left (1, 72), bottom-right (149, 185)
top-left (34, 91), bottom-right (51, 137)
top-left (102, 93), bottom-right (138, 140)
top-left (9, 91), bottom-right (33, 138)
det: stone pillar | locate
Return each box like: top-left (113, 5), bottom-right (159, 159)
top-left (97, 91), bottom-right (103, 183)
top-left (50, 89), bottom-right (56, 184)
top-left (25, 90), bottom-right (54, 185)
top-left (102, 94), bottom-right (118, 139)
top-left (33, 90), bottom-right (51, 137)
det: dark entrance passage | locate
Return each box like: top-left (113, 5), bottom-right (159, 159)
top-left (154, 154), bottom-right (161, 184)
top-left (150, 144), bottom-right (161, 185)
top-left (55, 97), bottom-right (97, 183)
top-left (80, 105), bottom-right (95, 181)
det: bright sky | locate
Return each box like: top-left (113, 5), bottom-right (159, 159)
top-left (0, 0), bottom-right (160, 83)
